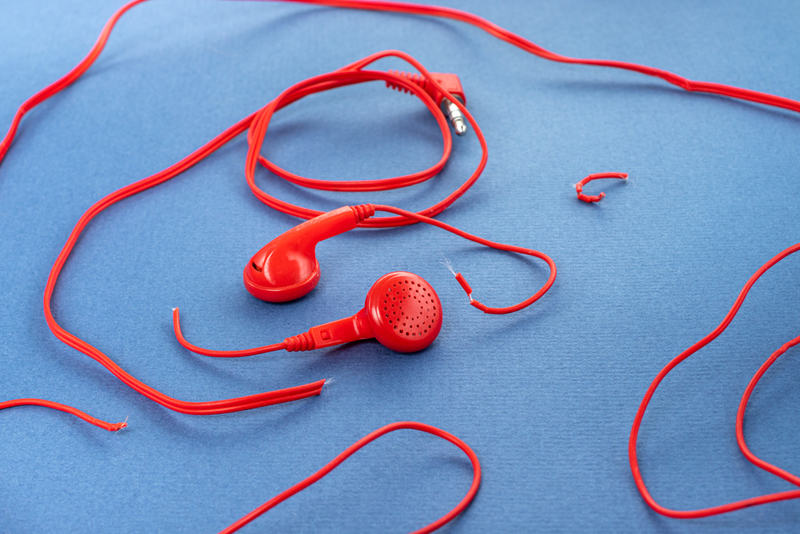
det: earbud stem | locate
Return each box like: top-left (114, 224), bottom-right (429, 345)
top-left (288, 206), bottom-right (363, 249)
top-left (308, 308), bottom-right (373, 350)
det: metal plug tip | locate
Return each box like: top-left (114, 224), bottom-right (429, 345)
top-left (441, 98), bottom-right (468, 137)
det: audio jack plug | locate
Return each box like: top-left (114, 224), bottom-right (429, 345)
top-left (441, 96), bottom-right (467, 136)
top-left (386, 71), bottom-right (468, 136)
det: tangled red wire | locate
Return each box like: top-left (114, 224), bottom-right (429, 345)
top-left (1, 0), bottom-right (800, 530)
top-left (0, 4), bottom-right (560, 420)
top-left (243, 50), bottom-right (485, 226)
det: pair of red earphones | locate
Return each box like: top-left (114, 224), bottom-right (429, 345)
top-left (180, 205), bottom-right (444, 356)
top-left (174, 202), bottom-right (556, 360)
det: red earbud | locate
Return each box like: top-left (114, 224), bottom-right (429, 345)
top-left (244, 205), bottom-right (375, 302)
top-left (176, 271), bottom-right (443, 355)
top-left (285, 271), bottom-right (443, 353)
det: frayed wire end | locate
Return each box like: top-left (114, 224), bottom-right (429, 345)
top-left (439, 253), bottom-right (457, 277)
top-left (111, 415), bottom-right (129, 431)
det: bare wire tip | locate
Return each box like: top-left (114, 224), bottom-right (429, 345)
top-left (113, 415), bottom-right (129, 431)
top-left (324, 378), bottom-right (336, 387)
top-left (439, 253), bottom-right (457, 277)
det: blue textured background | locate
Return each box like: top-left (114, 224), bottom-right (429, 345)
top-left (1, 1), bottom-right (799, 532)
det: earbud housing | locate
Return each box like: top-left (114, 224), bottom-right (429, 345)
top-left (285, 271), bottom-right (443, 353)
top-left (364, 271), bottom-right (443, 352)
top-left (244, 206), bottom-right (373, 302)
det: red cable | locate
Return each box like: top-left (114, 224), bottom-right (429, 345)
top-left (628, 243), bottom-right (800, 518)
top-left (173, 308), bottom-right (288, 357)
top-left (0, 398), bottom-right (127, 432)
top-left (736, 335), bottom-right (800, 488)
top-left (371, 205), bottom-right (556, 314)
top-left (219, 421), bottom-right (481, 534)
top-left (0, 0), bottom-right (149, 163)
top-left (574, 172), bottom-right (628, 203)
top-left (275, 0), bottom-right (800, 115)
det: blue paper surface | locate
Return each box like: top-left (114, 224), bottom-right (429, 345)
top-left (1, 0), bottom-right (799, 532)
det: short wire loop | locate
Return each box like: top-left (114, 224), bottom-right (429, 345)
top-left (575, 172), bottom-right (628, 203)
